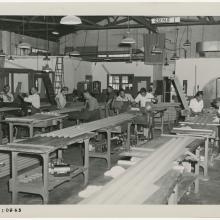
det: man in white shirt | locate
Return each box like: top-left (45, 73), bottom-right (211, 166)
top-left (23, 87), bottom-right (40, 114)
top-left (116, 88), bottom-right (134, 102)
top-left (0, 85), bottom-right (14, 103)
top-left (55, 87), bottom-right (68, 109)
top-left (135, 87), bottom-right (154, 107)
top-left (189, 91), bottom-right (204, 115)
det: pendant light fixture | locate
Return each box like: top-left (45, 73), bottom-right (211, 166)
top-left (42, 63), bottom-right (52, 73)
top-left (164, 53), bottom-right (169, 66)
top-left (151, 33), bottom-right (163, 54)
top-left (183, 24), bottom-right (191, 47)
top-left (43, 17), bottom-right (50, 61)
top-left (60, 15), bottom-right (82, 25)
top-left (120, 16), bottom-right (136, 45)
top-left (104, 29), bottom-right (111, 61)
top-left (8, 32), bottom-right (14, 60)
top-left (170, 28), bottom-right (180, 61)
top-left (42, 17), bottom-right (52, 73)
top-left (18, 16), bottom-right (31, 50)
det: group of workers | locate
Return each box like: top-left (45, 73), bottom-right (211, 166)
top-left (0, 85), bottom-right (40, 114)
top-left (0, 82), bottom-right (207, 117)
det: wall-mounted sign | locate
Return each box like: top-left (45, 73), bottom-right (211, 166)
top-left (151, 17), bottom-right (180, 24)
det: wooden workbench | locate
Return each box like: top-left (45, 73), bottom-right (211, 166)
top-left (0, 107), bottom-right (21, 144)
top-left (4, 113), bottom-right (67, 142)
top-left (0, 132), bottom-right (95, 204)
top-left (42, 112), bottom-right (137, 169)
top-left (79, 135), bottom-right (202, 204)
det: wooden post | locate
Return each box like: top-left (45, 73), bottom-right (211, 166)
top-left (42, 154), bottom-right (49, 204)
top-left (126, 122), bottom-right (132, 151)
top-left (204, 136), bottom-right (209, 178)
top-left (9, 123), bottom-right (13, 143)
top-left (0, 113), bottom-right (3, 144)
top-left (194, 147), bottom-right (200, 193)
top-left (106, 129), bottom-right (111, 169)
top-left (12, 152), bottom-right (18, 204)
top-left (83, 138), bottom-right (89, 186)
top-left (29, 124), bottom-right (34, 138)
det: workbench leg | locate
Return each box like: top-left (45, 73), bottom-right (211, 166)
top-left (168, 184), bottom-right (178, 204)
top-left (12, 152), bottom-right (18, 204)
top-left (29, 125), bottom-right (34, 138)
top-left (59, 120), bottom-right (63, 130)
top-left (83, 139), bottom-right (89, 186)
top-left (204, 137), bottom-right (209, 178)
top-left (126, 122), bottom-right (132, 151)
top-left (106, 129), bottom-right (111, 169)
top-left (57, 150), bottom-right (63, 161)
top-left (0, 113), bottom-right (3, 144)
top-left (161, 113), bottom-right (164, 134)
top-left (194, 147), bottom-right (200, 194)
top-left (42, 154), bottom-right (49, 204)
top-left (9, 123), bottom-right (13, 143)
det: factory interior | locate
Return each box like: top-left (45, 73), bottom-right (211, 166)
top-left (1, 13), bottom-right (220, 206)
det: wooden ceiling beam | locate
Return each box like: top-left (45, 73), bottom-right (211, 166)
top-left (0, 18), bottom-right (58, 25)
top-left (132, 16), bottom-right (157, 33)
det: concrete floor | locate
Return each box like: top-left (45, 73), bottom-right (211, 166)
top-left (1, 122), bottom-right (220, 204)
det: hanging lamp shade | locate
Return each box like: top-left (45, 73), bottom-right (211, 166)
top-left (69, 50), bottom-right (80, 56)
top-left (8, 55), bottom-right (14, 61)
top-left (170, 52), bottom-right (179, 61)
top-left (151, 45), bottom-right (163, 54)
top-left (164, 57), bottom-right (169, 66)
top-left (60, 15), bottom-right (82, 25)
top-left (43, 54), bottom-right (50, 61)
top-left (120, 36), bottom-right (136, 45)
top-left (42, 64), bottom-right (52, 73)
top-left (18, 41), bottom-right (31, 49)
top-left (183, 39), bottom-right (191, 47)
top-left (0, 49), bottom-right (5, 57)
top-left (52, 31), bottom-right (59, 35)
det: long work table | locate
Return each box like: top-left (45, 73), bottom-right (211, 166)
top-left (79, 135), bottom-right (203, 205)
top-left (0, 107), bottom-right (21, 144)
top-left (0, 112), bottom-right (137, 204)
top-left (4, 112), bottom-right (68, 143)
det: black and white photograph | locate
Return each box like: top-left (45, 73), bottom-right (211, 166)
top-left (0, 1), bottom-right (220, 217)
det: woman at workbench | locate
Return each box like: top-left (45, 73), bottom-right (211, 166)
top-left (135, 87), bottom-right (154, 107)
top-left (189, 91), bottom-right (204, 116)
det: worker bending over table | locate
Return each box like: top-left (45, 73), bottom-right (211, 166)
top-left (106, 86), bottom-right (116, 116)
top-left (0, 85), bottom-right (14, 103)
top-left (80, 90), bottom-right (100, 122)
top-left (55, 87), bottom-right (68, 109)
top-left (134, 88), bottom-right (156, 140)
top-left (189, 91), bottom-right (204, 116)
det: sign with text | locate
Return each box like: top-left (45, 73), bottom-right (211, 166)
top-left (151, 17), bottom-right (180, 24)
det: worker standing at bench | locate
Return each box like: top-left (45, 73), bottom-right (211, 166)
top-left (79, 90), bottom-right (100, 122)
top-left (55, 87), bottom-right (68, 109)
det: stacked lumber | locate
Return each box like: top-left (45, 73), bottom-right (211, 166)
top-left (80, 136), bottom-right (197, 204)
top-left (41, 113), bottom-right (135, 138)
